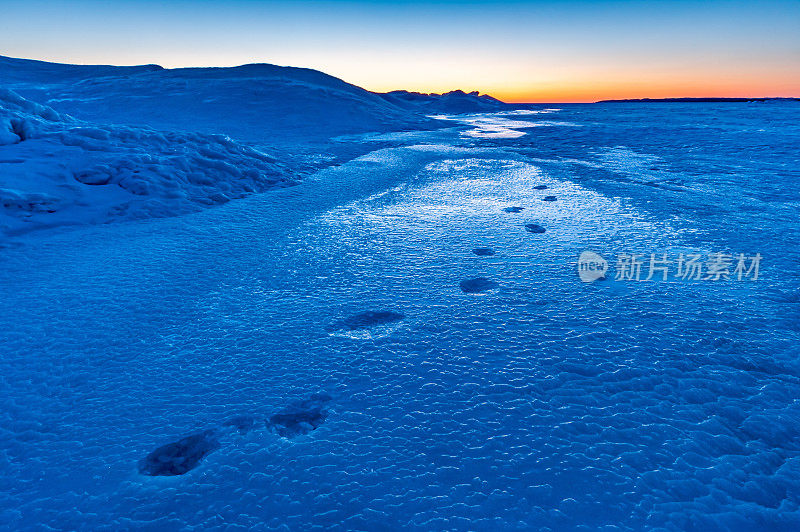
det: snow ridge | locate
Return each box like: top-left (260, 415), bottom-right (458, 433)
top-left (0, 55), bottom-right (508, 238)
top-left (0, 89), bottom-right (291, 235)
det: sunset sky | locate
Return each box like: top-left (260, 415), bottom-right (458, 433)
top-left (2, 0), bottom-right (798, 102)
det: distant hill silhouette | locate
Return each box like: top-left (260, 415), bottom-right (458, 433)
top-left (598, 97), bottom-right (799, 103)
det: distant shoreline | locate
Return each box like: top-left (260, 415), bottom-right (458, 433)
top-left (596, 97), bottom-right (800, 103)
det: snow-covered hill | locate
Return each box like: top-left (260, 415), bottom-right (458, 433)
top-left (379, 89), bottom-right (507, 114)
top-left (0, 55), bottom-right (507, 237)
top-left (1, 56), bottom-right (505, 145)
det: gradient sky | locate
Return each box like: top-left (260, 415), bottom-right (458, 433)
top-left (1, 0), bottom-right (798, 102)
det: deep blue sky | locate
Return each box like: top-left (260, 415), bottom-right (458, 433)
top-left (2, 0), bottom-right (798, 101)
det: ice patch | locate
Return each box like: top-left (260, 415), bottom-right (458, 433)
top-left (327, 310), bottom-right (405, 331)
top-left (432, 114), bottom-right (536, 138)
top-left (268, 393), bottom-right (332, 438)
top-left (432, 110), bottom-right (578, 138)
top-left (496, 108), bottom-right (562, 116)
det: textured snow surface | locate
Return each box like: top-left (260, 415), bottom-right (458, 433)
top-left (0, 89), bottom-right (291, 235)
top-left (1, 95), bottom-right (800, 530)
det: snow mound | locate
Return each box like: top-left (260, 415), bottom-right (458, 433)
top-left (1, 56), bottom-right (508, 145)
top-left (0, 56), bottom-right (509, 236)
top-left (0, 55), bottom-right (163, 84)
top-left (0, 88), bottom-right (71, 145)
top-left (0, 90), bottom-right (291, 236)
top-left (1, 57), bottom-right (422, 144)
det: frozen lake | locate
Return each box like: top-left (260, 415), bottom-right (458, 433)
top-left (2, 103), bottom-right (799, 530)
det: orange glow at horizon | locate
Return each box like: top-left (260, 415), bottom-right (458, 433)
top-left (494, 82), bottom-right (800, 104)
top-left (368, 72), bottom-right (800, 104)
top-left (3, 0), bottom-right (799, 105)
top-left (11, 48), bottom-right (800, 104)
top-left (494, 76), bottom-right (800, 103)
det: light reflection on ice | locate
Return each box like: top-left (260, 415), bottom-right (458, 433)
top-left (431, 110), bottom-right (578, 138)
top-left (495, 108), bottom-right (562, 116)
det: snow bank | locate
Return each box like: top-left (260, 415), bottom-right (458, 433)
top-left (1, 57), bottom-right (421, 145)
top-left (0, 55), bottom-right (510, 237)
top-left (1, 56), bottom-right (509, 145)
top-left (0, 90), bottom-right (291, 236)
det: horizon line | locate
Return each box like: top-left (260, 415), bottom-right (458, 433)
top-left (4, 54), bottom-right (799, 105)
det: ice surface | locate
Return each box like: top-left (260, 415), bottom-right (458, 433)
top-left (1, 63), bottom-right (800, 530)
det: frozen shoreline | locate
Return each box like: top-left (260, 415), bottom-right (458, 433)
top-left (0, 55), bottom-right (510, 240)
top-left (3, 126), bottom-right (798, 529)
top-left (3, 56), bottom-right (800, 531)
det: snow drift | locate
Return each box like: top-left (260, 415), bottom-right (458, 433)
top-left (1, 56), bottom-right (507, 145)
top-left (0, 55), bottom-right (508, 237)
top-left (0, 88), bottom-right (290, 235)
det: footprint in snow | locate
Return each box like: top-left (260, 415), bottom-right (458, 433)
top-left (525, 223), bottom-right (546, 233)
top-left (138, 393), bottom-right (333, 477)
top-left (326, 310), bottom-right (405, 332)
top-left (460, 277), bottom-right (499, 293)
